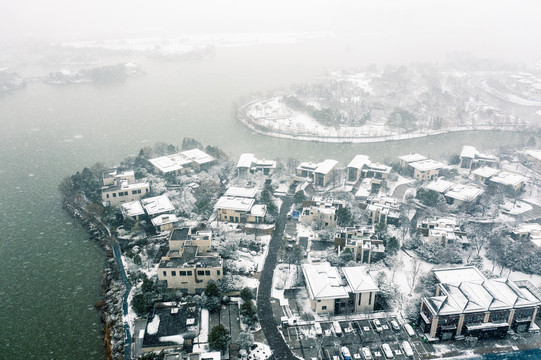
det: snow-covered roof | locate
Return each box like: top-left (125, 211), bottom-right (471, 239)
top-left (141, 195), bottom-right (175, 216)
top-left (214, 196), bottom-right (255, 212)
top-left (489, 171), bottom-right (526, 187)
top-left (526, 149), bottom-right (541, 161)
top-left (237, 153), bottom-right (255, 168)
top-left (120, 201), bottom-right (145, 218)
top-left (471, 166), bottom-right (499, 179)
top-left (460, 145), bottom-right (478, 159)
top-left (409, 159), bottom-right (444, 172)
top-left (425, 179), bottom-right (453, 193)
top-left (433, 266), bottom-right (485, 285)
top-left (425, 266), bottom-right (541, 316)
top-left (315, 159), bottom-right (338, 175)
top-left (347, 155), bottom-right (370, 170)
top-left (302, 263), bottom-right (350, 300)
top-left (224, 186), bottom-right (257, 198)
top-left (250, 204), bottom-right (267, 217)
top-left (398, 153), bottom-right (427, 163)
top-left (148, 154), bottom-right (189, 173)
top-left (445, 184), bottom-right (484, 202)
top-left (297, 161), bottom-right (319, 172)
top-left (151, 213), bottom-right (179, 227)
top-left (181, 148), bottom-right (215, 165)
top-left (342, 267), bottom-right (379, 293)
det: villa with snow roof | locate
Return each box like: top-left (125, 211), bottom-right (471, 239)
top-left (302, 263), bottom-right (379, 315)
top-left (101, 169), bottom-right (150, 207)
top-left (419, 266), bottom-right (541, 341)
top-left (214, 187), bottom-right (267, 224)
top-left (346, 155), bottom-right (391, 186)
top-left (148, 148), bottom-right (215, 175)
top-left (459, 146), bottom-right (499, 170)
top-left (236, 153), bottom-right (277, 176)
top-left (296, 159), bottom-right (338, 188)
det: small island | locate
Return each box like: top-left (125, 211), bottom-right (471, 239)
top-left (61, 138), bottom-right (541, 360)
top-left (239, 62), bottom-right (541, 143)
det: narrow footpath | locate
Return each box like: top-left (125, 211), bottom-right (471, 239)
top-left (257, 195), bottom-right (296, 360)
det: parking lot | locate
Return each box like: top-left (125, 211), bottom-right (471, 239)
top-left (283, 316), bottom-right (434, 359)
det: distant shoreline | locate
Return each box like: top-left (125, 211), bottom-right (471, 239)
top-left (237, 100), bottom-right (533, 144)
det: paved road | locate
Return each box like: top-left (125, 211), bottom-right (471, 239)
top-left (257, 195), bottom-right (297, 360)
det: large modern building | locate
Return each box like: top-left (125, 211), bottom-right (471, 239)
top-left (419, 267), bottom-right (541, 341)
top-left (302, 263), bottom-right (379, 315)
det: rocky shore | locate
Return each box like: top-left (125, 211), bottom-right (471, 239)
top-left (62, 200), bottom-right (126, 360)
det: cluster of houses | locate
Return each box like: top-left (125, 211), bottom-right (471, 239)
top-left (97, 144), bottom-right (541, 355)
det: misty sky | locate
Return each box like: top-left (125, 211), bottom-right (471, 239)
top-left (1, 0), bottom-right (540, 61)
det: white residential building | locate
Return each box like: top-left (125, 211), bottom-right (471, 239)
top-left (302, 263), bottom-right (378, 315)
top-left (141, 195), bottom-right (175, 216)
top-left (236, 153), bottom-right (277, 175)
top-left (418, 217), bottom-right (468, 246)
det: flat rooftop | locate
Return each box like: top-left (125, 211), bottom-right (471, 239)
top-left (141, 194), bottom-right (175, 216)
top-left (214, 196), bottom-right (255, 212)
top-left (398, 153), bottom-right (426, 163)
top-left (409, 159), bottom-right (444, 172)
top-left (224, 186), bottom-right (257, 198)
top-left (120, 201), bottom-right (145, 217)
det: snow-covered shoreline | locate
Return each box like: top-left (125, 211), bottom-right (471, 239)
top-left (238, 103), bottom-right (531, 144)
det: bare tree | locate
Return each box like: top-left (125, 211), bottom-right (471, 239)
top-left (406, 258), bottom-right (422, 295)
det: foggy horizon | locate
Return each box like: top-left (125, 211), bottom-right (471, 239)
top-left (1, 0), bottom-right (541, 63)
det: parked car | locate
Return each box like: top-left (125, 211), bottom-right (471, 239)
top-left (333, 321), bottom-right (343, 336)
top-left (373, 319), bottom-right (383, 333)
top-left (361, 347), bottom-right (372, 360)
top-left (341, 346), bottom-right (352, 360)
top-left (381, 343), bottom-right (394, 359)
top-left (401, 341), bottom-right (414, 358)
top-left (390, 320), bottom-right (400, 332)
top-left (404, 323), bottom-right (415, 337)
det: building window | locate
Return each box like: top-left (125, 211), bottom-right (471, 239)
top-left (119, 192), bottom-right (124, 197)
top-left (171, 271), bottom-right (176, 276)
top-left (197, 271), bottom-right (204, 276)
top-left (368, 292), bottom-right (372, 305)
top-left (180, 271), bottom-right (186, 276)
top-left (358, 293), bottom-right (362, 306)
top-left (187, 271), bottom-right (193, 276)
top-left (106, 194), bottom-right (109, 198)
top-left (138, 189), bottom-right (142, 194)
top-left (205, 270), bottom-right (210, 276)
top-left (132, 190), bottom-right (137, 195)
top-left (124, 191), bottom-right (128, 196)
top-left (162, 271), bottom-right (167, 276)
top-left (113, 193), bottom-right (117, 197)
top-left (322, 306), bottom-right (327, 310)
top-left (217, 270), bottom-right (220, 276)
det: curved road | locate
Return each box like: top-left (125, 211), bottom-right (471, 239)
top-left (257, 195), bottom-right (297, 360)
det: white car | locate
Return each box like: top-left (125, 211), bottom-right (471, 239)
top-left (381, 344), bottom-right (394, 359)
top-left (402, 341), bottom-right (414, 358)
top-left (361, 347), bottom-right (372, 360)
top-left (373, 319), bottom-right (383, 333)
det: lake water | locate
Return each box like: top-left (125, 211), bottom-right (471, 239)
top-left (0, 38), bottom-right (537, 358)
